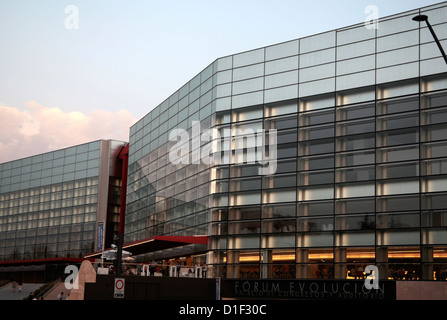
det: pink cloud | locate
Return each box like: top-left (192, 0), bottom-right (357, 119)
top-left (0, 101), bottom-right (137, 163)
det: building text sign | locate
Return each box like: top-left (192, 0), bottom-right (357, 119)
top-left (223, 279), bottom-right (396, 300)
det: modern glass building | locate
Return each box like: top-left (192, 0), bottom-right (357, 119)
top-left (126, 2), bottom-right (447, 281)
top-left (0, 139), bottom-right (127, 280)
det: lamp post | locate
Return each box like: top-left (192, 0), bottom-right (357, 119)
top-left (114, 233), bottom-right (123, 276)
top-left (413, 14), bottom-right (447, 65)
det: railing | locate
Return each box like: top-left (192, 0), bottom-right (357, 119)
top-left (168, 265), bottom-right (208, 278)
top-left (93, 261), bottom-right (210, 279)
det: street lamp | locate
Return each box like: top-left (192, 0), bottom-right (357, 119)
top-left (113, 233), bottom-right (124, 276)
top-left (413, 14), bottom-right (447, 65)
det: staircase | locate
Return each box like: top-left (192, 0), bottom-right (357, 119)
top-left (43, 281), bottom-right (71, 300)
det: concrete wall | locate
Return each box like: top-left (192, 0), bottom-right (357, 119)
top-left (84, 275), bottom-right (217, 300)
top-left (397, 281), bottom-right (447, 300)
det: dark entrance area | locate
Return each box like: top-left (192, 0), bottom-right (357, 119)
top-left (84, 275), bottom-right (217, 300)
top-left (0, 258), bottom-right (84, 283)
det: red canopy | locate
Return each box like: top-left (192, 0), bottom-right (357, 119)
top-left (85, 235), bottom-right (208, 258)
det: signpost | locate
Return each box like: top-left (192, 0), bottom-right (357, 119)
top-left (114, 278), bottom-right (125, 299)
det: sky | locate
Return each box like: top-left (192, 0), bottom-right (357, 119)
top-left (0, 0), bottom-right (443, 163)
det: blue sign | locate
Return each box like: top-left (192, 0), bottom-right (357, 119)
top-left (97, 222), bottom-right (104, 252)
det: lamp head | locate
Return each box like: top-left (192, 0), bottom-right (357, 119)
top-left (412, 15), bottom-right (428, 22)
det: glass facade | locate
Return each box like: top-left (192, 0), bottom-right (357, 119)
top-left (0, 140), bottom-right (126, 262)
top-left (127, 2), bottom-right (447, 280)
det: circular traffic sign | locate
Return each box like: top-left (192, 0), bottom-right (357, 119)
top-left (115, 279), bottom-right (124, 290)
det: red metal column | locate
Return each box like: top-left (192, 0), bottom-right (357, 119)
top-left (117, 144), bottom-right (129, 235)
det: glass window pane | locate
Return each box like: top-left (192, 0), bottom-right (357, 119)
top-left (337, 25), bottom-right (375, 45)
top-left (376, 231), bottom-right (420, 246)
top-left (422, 141), bottom-right (447, 158)
top-left (299, 154), bottom-right (334, 170)
top-left (421, 176), bottom-right (447, 193)
top-left (421, 107), bottom-right (447, 125)
top-left (265, 40), bottom-right (299, 61)
top-left (233, 48), bottom-right (264, 68)
top-left (377, 98), bottom-right (419, 114)
top-left (232, 92), bottom-right (263, 109)
top-left (299, 170), bottom-right (334, 185)
top-left (299, 63), bottom-right (335, 82)
top-left (337, 119), bottom-right (375, 135)
top-left (265, 101), bottom-right (298, 118)
top-left (229, 192), bottom-right (261, 206)
top-left (336, 231), bottom-right (375, 246)
top-left (336, 133), bottom-right (375, 151)
top-left (377, 30), bottom-right (419, 52)
top-left (336, 182), bottom-right (375, 198)
top-left (336, 214), bottom-right (375, 230)
top-left (265, 70), bottom-right (298, 89)
top-left (377, 112), bottom-right (419, 130)
top-left (421, 123), bottom-right (447, 142)
top-left (377, 128), bottom-right (419, 147)
top-left (337, 87), bottom-right (375, 107)
top-left (232, 77), bottom-right (264, 95)
top-left (336, 166), bottom-right (375, 183)
top-left (298, 186), bottom-right (334, 201)
top-left (262, 204), bottom-right (296, 218)
top-left (265, 56), bottom-right (298, 74)
top-left (297, 232), bottom-right (333, 247)
top-left (216, 56), bottom-right (232, 71)
top-left (377, 179), bottom-right (420, 195)
top-left (377, 46), bottom-right (419, 68)
top-left (229, 206), bottom-right (261, 220)
top-left (337, 70), bottom-right (376, 91)
top-left (377, 62), bottom-right (419, 84)
top-left (269, 123), bottom-right (297, 141)
top-left (377, 82), bottom-right (419, 100)
top-left (377, 195), bottom-right (420, 212)
top-left (337, 39), bottom-right (375, 60)
top-left (299, 124), bottom-right (334, 141)
top-left (337, 55), bottom-right (375, 75)
top-left (300, 31), bottom-right (335, 53)
top-left (299, 78), bottom-right (335, 97)
top-left (377, 13), bottom-right (419, 37)
top-left (300, 48), bottom-right (335, 68)
top-left (422, 159), bottom-right (447, 175)
top-left (377, 162), bottom-right (419, 179)
top-left (262, 235), bottom-right (295, 248)
top-left (377, 212), bottom-right (420, 228)
top-left (298, 216), bottom-right (333, 232)
top-left (377, 145), bottom-right (419, 163)
top-left (299, 139), bottom-right (334, 155)
top-left (229, 221), bottom-right (260, 235)
top-left (299, 109), bottom-right (334, 126)
top-left (335, 198), bottom-right (375, 214)
top-left (263, 174), bottom-right (296, 189)
top-left (233, 63), bottom-right (264, 81)
top-left (228, 236), bottom-right (260, 249)
top-left (264, 85), bottom-right (298, 103)
top-left (336, 150), bottom-right (375, 167)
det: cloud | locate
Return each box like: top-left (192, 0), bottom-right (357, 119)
top-left (0, 101), bottom-right (137, 163)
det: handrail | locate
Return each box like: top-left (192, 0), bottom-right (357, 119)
top-left (35, 278), bottom-right (61, 299)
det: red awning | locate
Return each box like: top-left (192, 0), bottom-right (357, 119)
top-left (85, 235), bottom-right (208, 258)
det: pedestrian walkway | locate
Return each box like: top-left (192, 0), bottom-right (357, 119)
top-left (0, 282), bottom-right (43, 300)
